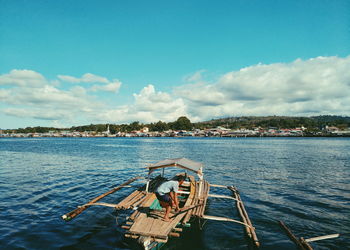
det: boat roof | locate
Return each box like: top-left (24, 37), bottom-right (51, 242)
top-left (147, 158), bottom-right (203, 175)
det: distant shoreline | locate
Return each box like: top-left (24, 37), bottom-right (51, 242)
top-left (1, 134), bottom-right (349, 138)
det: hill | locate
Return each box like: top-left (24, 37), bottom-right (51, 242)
top-left (195, 115), bottom-right (350, 130)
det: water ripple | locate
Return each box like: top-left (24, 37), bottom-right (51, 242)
top-left (0, 137), bottom-right (349, 249)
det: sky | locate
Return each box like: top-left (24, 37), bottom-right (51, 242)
top-left (1, 0), bottom-right (350, 129)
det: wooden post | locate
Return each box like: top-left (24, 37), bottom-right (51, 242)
top-left (61, 176), bottom-right (142, 221)
top-left (146, 173), bottom-right (150, 193)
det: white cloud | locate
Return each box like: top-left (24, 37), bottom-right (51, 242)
top-left (176, 55), bottom-right (350, 120)
top-left (3, 108), bottom-right (73, 121)
top-left (0, 69), bottom-right (47, 87)
top-left (184, 70), bottom-right (206, 82)
top-left (91, 80), bottom-right (122, 93)
top-left (0, 70), bottom-right (106, 125)
top-left (100, 85), bottom-right (188, 123)
top-left (175, 82), bottom-right (226, 106)
top-left (58, 73), bottom-right (123, 93)
top-left (1, 55), bottom-right (350, 128)
top-left (57, 73), bottom-right (109, 84)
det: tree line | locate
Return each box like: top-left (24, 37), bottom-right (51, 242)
top-left (5, 115), bottom-right (350, 134)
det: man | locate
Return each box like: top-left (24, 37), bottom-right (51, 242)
top-left (155, 174), bottom-right (186, 222)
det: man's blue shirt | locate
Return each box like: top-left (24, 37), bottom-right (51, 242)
top-left (156, 180), bottom-right (179, 195)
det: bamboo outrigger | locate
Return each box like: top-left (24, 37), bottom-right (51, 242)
top-left (279, 221), bottom-right (341, 250)
top-left (62, 158), bottom-right (260, 249)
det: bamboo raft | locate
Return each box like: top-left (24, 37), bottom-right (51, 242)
top-left (62, 158), bottom-right (260, 249)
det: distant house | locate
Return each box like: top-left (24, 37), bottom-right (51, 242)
top-left (325, 126), bottom-right (339, 132)
top-left (141, 127), bottom-right (149, 133)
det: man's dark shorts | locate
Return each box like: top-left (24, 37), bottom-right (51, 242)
top-left (156, 192), bottom-right (171, 203)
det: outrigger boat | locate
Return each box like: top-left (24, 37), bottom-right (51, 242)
top-left (62, 158), bottom-right (260, 249)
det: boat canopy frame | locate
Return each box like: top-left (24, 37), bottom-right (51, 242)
top-left (145, 158), bottom-right (204, 193)
top-left (147, 158), bottom-right (203, 178)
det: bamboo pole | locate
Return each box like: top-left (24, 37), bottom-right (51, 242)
top-left (171, 203), bottom-right (203, 218)
top-left (228, 186), bottom-right (260, 248)
top-left (80, 202), bottom-right (119, 208)
top-left (208, 193), bottom-right (240, 201)
top-left (122, 191), bottom-right (145, 209)
top-left (238, 193), bottom-right (259, 247)
top-left (130, 194), bottom-right (148, 209)
top-left (236, 194), bottom-right (252, 239)
top-left (305, 234), bottom-right (340, 242)
top-left (202, 215), bottom-right (252, 227)
top-left (210, 184), bottom-right (228, 188)
top-left (300, 238), bottom-right (313, 250)
top-left (117, 190), bottom-right (142, 208)
top-left (129, 210), bottom-right (140, 221)
top-left (169, 232), bottom-right (180, 237)
top-left (279, 221), bottom-right (312, 250)
top-left (61, 176), bottom-right (142, 221)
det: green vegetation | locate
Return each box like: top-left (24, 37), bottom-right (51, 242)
top-left (195, 115), bottom-right (350, 131)
top-left (3, 115), bottom-right (350, 134)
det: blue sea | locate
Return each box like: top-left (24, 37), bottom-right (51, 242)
top-left (0, 137), bottom-right (349, 249)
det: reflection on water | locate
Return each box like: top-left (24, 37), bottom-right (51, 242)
top-left (0, 137), bottom-right (349, 249)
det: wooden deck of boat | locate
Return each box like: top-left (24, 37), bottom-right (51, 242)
top-left (121, 175), bottom-right (210, 241)
top-left (128, 209), bottom-right (186, 239)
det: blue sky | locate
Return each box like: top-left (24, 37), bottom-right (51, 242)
top-left (1, 0), bottom-right (350, 129)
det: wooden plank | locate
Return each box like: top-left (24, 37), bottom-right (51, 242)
top-left (199, 181), bottom-right (210, 217)
top-left (192, 182), bottom-right (201, 216)
top-left (124, 191), bottom-right (145, 205)
top-left (116, 190), bottom-right (140, 207)
top-left (130, 194), bottom-right (191, 238)
top-left (62, 176), bottom-right (142, 221)
top-left (127, 174), bottom-right (197, 242)
top-left (196, 180), bottom-right (208, 217)
top-left (131, 194), bottom-right (149, 208)
top-left (129, 210), bottom-right (140, 221)
top-left (197, 181), bottom-right (206, 217)
top-left (124, 192), bottom-right (147, 208)
top-left (182, 177), bottom-right (196, 223)
top-left (118, 190), bottom-right (144, 209)
top-left (129, 213), bottom-right (151, 233)
top-left (141, 193), bottom-right (157, 208)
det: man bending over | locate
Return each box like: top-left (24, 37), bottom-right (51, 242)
top-left (155, 174), bottom-right (186, 222)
